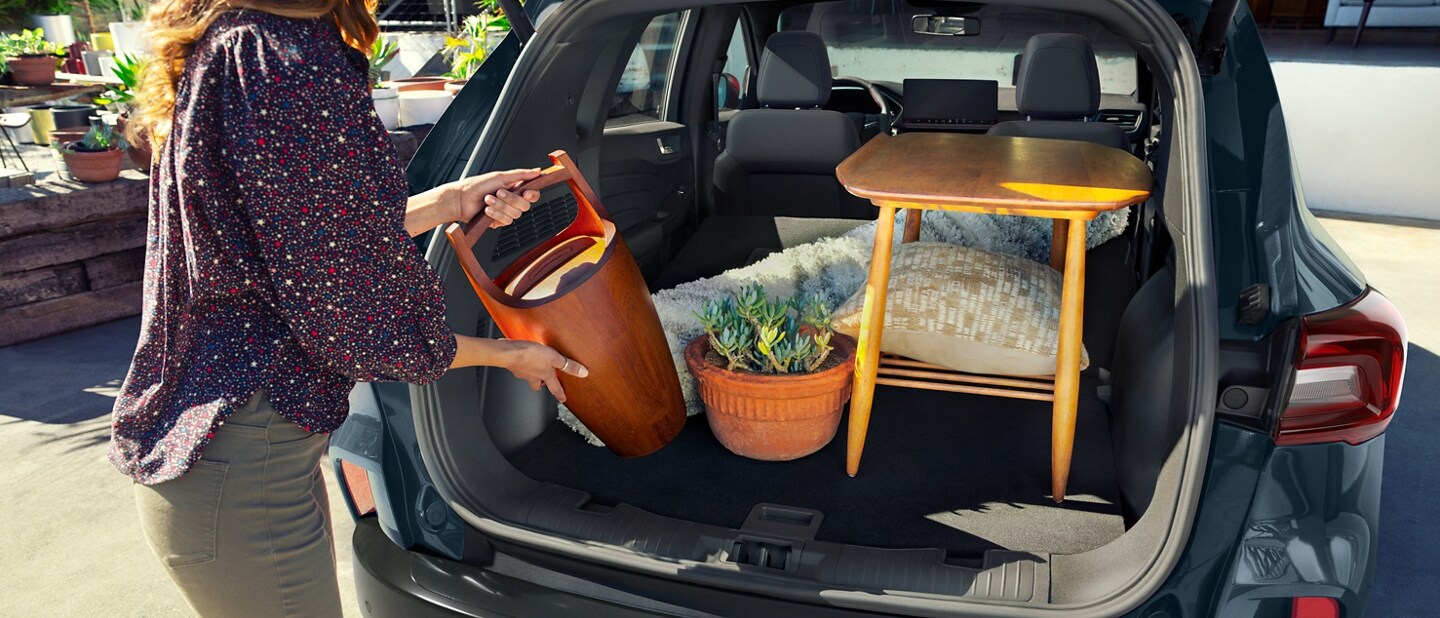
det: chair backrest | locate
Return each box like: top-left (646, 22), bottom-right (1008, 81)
top-left (714, 32), bottom-right (872, 219)
top-left (988, 33), bottom-right (1128, 150)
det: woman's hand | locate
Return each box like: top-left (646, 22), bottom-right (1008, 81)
top-left (448, 168), bottom-right (544, 228)
top-left (451, 335), bottom-right (589, 403)
top-left (404, 168), bottom-right (544, 237)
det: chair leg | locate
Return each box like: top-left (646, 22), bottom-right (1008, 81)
top-left (2, 128), bottom-right (28, 172)
top-left (1352, 0), bottom-right (1373, 47)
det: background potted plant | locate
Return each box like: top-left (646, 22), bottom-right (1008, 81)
top-left (94, 52), bottom-right (150, 172)
top-left (27, 0), bottom-right (77, 46)
top-left (2, 28), bottom-right (63, 85)
top-left (369, 36), bottom-right (399, 130)
top-left (441, 7), bottom-right (510, 95)
top-left (685, 285), bottom-right (857, 461)
top-left (56, 117), bottom-right (126, 182)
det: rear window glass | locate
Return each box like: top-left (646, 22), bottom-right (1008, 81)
top-left (778, 1), bottom-right (1137, 99)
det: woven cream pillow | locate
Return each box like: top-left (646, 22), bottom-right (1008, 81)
top-left (834, 242), bottom-right (1088, 376)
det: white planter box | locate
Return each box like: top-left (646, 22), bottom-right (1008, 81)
top-left (398, 91), bottom-right (452, 128)
top-left (109, 21), bottom-right (149, 57)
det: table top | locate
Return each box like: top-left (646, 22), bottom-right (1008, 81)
top-left (836, 132), bottom-right (1153, 218)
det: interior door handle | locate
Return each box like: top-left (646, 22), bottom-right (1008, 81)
top-left (656, 137), bottom-right (677, 156)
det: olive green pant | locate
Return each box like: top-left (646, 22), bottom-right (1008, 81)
top-left (133, 391), bottom-right (342, 618)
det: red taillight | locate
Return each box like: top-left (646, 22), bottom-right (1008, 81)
top-left (338, 459), bottom-right (377, 517)
top-left (1276, 288), bottom-right (1406, 446)
top-left (1291, 596), bottom-right (1338, 618)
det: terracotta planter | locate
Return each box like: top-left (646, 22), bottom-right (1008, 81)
top-left (685, 334), bottom-right (856, 461)
top-left (385, 76), bottom-right (449, 92)
top-left (62, 145), bottom-right (124, 183)
top-left (8, 55), bottom-right (58, 86)
top-left (444, 79), bottom-right (468, 96)
top-left (115, 115), bottom-right (153, 174)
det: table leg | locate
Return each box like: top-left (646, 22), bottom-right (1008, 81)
top-left (903, 208), bottom-right (922, 243)
top-left (1049, 220), bottom-right (1070, 271)
top-left (1052, 218), bottom-right (1087, 502)
top-left (847, 205), bottom-right (897, 477)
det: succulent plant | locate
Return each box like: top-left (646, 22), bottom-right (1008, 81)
top-left (695, 284), bottom-right (837, 374)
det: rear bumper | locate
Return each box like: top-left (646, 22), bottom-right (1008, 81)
top-left (352, 517), bottom-right (663, 617)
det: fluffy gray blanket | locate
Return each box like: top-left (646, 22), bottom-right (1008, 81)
top-left (558, 208), bottom-right (1129, 446)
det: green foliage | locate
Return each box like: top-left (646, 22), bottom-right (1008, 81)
top-left (93, 52), bottom-right (144, 106)
top-left (0, 28), bottom-right (62, 59)
top-left (56, 118), bottom-right (129, 153)
top-left (368, 36), bottom-right (399, 89)
top-left (442, 5), bottom-right (512, 80)
top-left (695, 284), bottom-right (837, 374)
top-left (28, 0), bottom-right (74, 16)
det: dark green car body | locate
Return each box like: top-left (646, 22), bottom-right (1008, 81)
top-left (329, 0), bottom-right (1391, 615)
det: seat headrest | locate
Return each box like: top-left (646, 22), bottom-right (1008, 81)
top-left (1015, 34), bottom-right (1102, 119)
top-left (756, 31), bottom-right (833, 109)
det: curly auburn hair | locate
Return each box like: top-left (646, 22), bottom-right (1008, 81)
top-left (128, 0), bottom-right (380, 147)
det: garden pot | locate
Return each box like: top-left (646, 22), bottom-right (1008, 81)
top-left (109, 21), bottom-right (148, 56)
top-left (685, 333), bottom-right (857, 461)
top-left (61, 145), bottom-right (124, 183)
top-left (386, 76), bottom-right (449, 92)
top-left (444, 79), bottom-right (468, 96)
top-left (28, 106), bottom-right (56, 144)
top-left (371, 87), bottom-right (399, 131)
top-left (114, 115), bottom-right (152, 174)
top-left (5, 107), bottom-right (36, 143)
top-left (29, 14), bottom-right (77, 46)
top-left (8, 55), bottom-right (58, 86)
top-left (50, 105), bottom-right (96, 129)
top-left (397, 90), bottom-right (451, 127)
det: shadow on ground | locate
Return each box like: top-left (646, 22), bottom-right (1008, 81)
top-left (0, 317), bottom-right (139, 424)
top-left (1367, 343), bottom-right (1439, 616)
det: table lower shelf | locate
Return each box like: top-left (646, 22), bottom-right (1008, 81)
top-left (874, 355), bottom-right (1056, 402)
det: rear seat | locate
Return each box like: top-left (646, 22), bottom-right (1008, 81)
top-left (987, 33), bottom-right (1129, 150)
top-left (713, 32), bottom-right (874, 220)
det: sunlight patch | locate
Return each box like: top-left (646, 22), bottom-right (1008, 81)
top-left (82, 379), bottom-right (124, 399)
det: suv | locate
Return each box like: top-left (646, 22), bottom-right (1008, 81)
top-left (330, 0), bottom-right (1407, 615)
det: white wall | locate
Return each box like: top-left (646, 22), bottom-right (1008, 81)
top-left (1272, 62), bottom-right (1440, 221)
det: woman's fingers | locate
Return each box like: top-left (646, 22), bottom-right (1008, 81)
top-left (480, 168), bottom-right (542, 194)
top-left (527, 379), bottom-right (542, 392)
top-left (556, 356), bottom-right (589, 378)
top-left (543, 370), bottom-right (567, 403)
top-left (484, 188), bottom-right (538, 228)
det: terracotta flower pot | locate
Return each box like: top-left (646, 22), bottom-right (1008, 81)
top-left (385, 76), bottom-right (449, 92)
top-left (115, 115), bottom-right (153, 174)
top-left (62, 145), bottom-right (124, 183)
top-left (444, 79), bottom-right (468, 96)
top-left (685, 334), bottom-right (856, 461)
top-left (9, 55), bottom-right (58, 86)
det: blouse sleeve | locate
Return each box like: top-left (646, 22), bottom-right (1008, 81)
top-left (219, 28), bottom-right (457, 383)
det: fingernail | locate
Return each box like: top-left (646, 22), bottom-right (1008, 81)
top-left (485, 195), bottom-right (496, 204)
top-left (497, 189), bottom-right (510, 198)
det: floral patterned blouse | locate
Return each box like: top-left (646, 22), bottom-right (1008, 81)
top-left (110, 10), bottom-right (457, 484)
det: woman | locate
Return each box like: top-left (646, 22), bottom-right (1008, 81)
top-left (108, 0), bottom-right (584, 615)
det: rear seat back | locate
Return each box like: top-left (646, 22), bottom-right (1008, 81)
top-left (714, 32), bottom-right (874, 220)
top-left (987, 33), bottom-right (1129, 150)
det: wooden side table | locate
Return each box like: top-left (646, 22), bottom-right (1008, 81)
top-left (834, 132), bottom-right (1152, 501)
